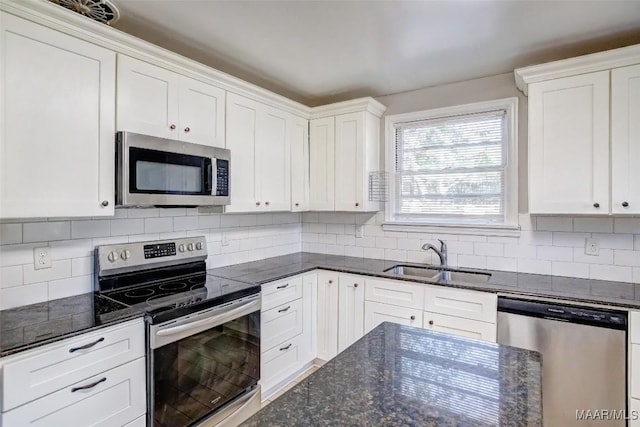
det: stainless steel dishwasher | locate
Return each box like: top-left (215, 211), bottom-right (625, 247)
top-left (497, 297), bottom-right (627, 427)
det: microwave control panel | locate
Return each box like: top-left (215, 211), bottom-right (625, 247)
top-left (216, 159), bottom-right (229, 197)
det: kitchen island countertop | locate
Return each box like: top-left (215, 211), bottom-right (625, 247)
top-left (241, 322), bottom-right (542, 426)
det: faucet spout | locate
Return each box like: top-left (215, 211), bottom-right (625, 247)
top-left (421, 239), bottom-right (448, 266)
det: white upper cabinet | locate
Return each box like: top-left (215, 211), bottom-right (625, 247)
top-left (611, 64), bottom-right (640, 214)
top-left (516, 44), bottom-right (640, 216)
top-left (528, 71), bottom-right (611, 214)
top-left (309, 98), bottom-right (385, 212)
top-left (117, 55), bottom-right (225, 148)
top-left (225, 93), bottom-right (291, 212)
top-left (0, 12), bottom-right (115, 218)
top-left (290, 116), bottom-right (309, 211)
top-left (309, 117), bottom-right (335, 211)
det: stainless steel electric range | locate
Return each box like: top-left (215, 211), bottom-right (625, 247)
top-left (95, 236), bottom-right (261, 427)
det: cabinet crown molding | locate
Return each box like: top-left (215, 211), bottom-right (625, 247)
top-left (310, 97), bottom-right (387, 119)
top-left (515, 43), bottom-right (640, 95)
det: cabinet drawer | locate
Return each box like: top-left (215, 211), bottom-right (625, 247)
top-left (630, 398), bottom-right (640, 427)
top-left (262, 276), bottom-right (303, 311)
top-left (2, 319), bottom-right (145, 411)
top-left (261, 335), bottom-right (304, 392)
top-left (424, 285), bottom-right (496, 323)
top-left (423, 312), bottom-right (496, 342)
top-left (630, 311), bottom-right (640, 344)
top-left (364, 278), bottom-right (424, 309)
top-left (262, 298), bottom-right (303, 351)
top-left (2, 357), bottom-right (146, 427)
top-left (364, 301), bottom-right (422, 333)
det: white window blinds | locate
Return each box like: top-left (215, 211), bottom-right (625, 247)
top-left (394, 110), bottom-right (507, 224)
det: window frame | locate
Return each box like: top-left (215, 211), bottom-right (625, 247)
top-left (384, 97), bottom-right (519, 236)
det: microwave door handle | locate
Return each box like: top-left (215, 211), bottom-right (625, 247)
top-left (156, 299), bottom-right (260, 338)
top-left (208, 162), bottom-right (214, 195)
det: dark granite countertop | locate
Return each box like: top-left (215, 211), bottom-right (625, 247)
top-left (207, 252), bottom-right (640, 310)
top-left (0, 293), bottom-right (145, 358)
top-left (242, 322), bottom-right (542, 426)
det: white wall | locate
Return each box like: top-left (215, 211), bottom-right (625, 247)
top-left (0, 209), bottom-right (301, 309)
top-left (302, 72), bottom-right (640, 285)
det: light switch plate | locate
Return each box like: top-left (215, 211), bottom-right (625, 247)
top-left (33, 246), bottom-right (52, 270)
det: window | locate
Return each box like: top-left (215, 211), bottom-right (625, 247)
top-left (385, 98), bottom-right (518, 233)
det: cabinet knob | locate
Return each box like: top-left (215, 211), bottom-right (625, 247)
top-left (355, 202), bottom-right (360, 207)
top-left (256, 202), bottom-right (261, 206)
top-left (593, 202), bottom-right (600, 208)
top-left (101, 200), bottom-right (109, 207)
top-left (410, 315), bottom-right (416, 321)
top-left (328, 280), bottom-right (333, 284)
top-left (295, 203), bottom-right (300, 207)
top-left (184, 127), bottom-right (190, 133)
top-left (169, 124), bottom-right (176, 130)
top-left (623, 202), bottom-right (629, 207)
top-left (354, 283), bottom-right (358, 288)
top-left (265, 201), bottom-right (270, 206)
top-left (428, 320), bottom-right (433, 325)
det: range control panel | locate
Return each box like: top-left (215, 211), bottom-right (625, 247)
top-left (96, 236), bottom-right (207, 276)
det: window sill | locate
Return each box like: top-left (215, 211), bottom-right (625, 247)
top-left (382, 222), bottom-right (521, 237)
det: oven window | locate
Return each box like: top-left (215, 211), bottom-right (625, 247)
top-left (129, 147), bottom-right (212, 195)
top-left (152, 312), bottom-right (260, 427)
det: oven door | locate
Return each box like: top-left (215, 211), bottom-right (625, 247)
top-left (117, 131), bottom-right (230, 207)
top-left (149, 294), bottom-right (260, 427)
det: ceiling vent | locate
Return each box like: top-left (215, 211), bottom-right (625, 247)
top-left (49, 0), bottom-right (120, 25)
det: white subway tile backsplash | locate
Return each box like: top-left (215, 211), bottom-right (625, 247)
top-left (307, 223), bottom-right (327, 233)
top-left (145, 217), bottom-right (173, 233)
top-left (302, 233), bottom-right (319, 243)
top-left (573, 248), bottom-right (614, 265)
top-left (536, 246), bottom-right (573, 262)
top-left (355, 236), bottom-right (376, 248)
top-left (0, 244), bottom-right (38, 266)
top-left (445, 241), bottom-right (474, 255)
top-left (593, 233), bottom-right (634, 250)
top-left (589, 264), bottom-right (633, 282)
top-left (363, 224), bottom-right (385, 237)
top-left (552, 232), bottom-right (590, 248)
top-left (159, 208), bottom-right (187, 217)
top-left (50, 239), bottom-right (93, 260)
top-left (519, 231), bottom-right (552, 246)
top-left (344, 245), bottom-right (364, 257)
top-left (318, 234), bottom-right (337, 245)
top-left (126, 208), bottom-right (160, 218)
top-left (375, 237), bottom-right (397, 249)
top-left (326, 224), bottom-right (345, 234)
top-left (504, 244), bottom-right (537, 259)
top-left (458, 255), bottom-right (487, 269)
top-left (474, 242), bottom-right (504, 257)
top-left (336, 235), bottom-right (356, 246)
top-left (23, 221), bottom-right (71, 243)
top-left (536, 217), bottom-right (572, 232)
top-left (0, 223), bottom-right (22, 245)
top-left (614, 250), bottom-right (640, 267)
top-left (517, 259), bottom-right (552, 275)
top-left (574, 218), bottom-right (613, 233)
top-left (71, 256), bottom-right (93, 277)
top-left (486, 257), bottom-right (517, 272)
top-left (551, 261), bottom-right (590, 279)
top-left (173, 216), bottom-right (200, 231)
top-left (397, 239), bottom-right (420, 251)
top-left (48, 275), bottom-right (92, 300)
top-left (0, 265), bottom-right (23, 288)
top-left (23, 260), bottom-right (71, 284)
top-left (0, 282), bottom-right (48, 310)
top-left (614, 218), bottom-right (640, 234)
top-left (72, 220), bottom-right (110, 239)
top-left (363, 247), bottom-right (384, 259)
top-left (384, 249), bottom-right (407, 262)
top-left (110, 219), bottom-right (144, 236)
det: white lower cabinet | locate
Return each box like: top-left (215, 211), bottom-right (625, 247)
top-left (364, 301), bottom-right (422, 333)
top-left (316, 270), bottom-right (340, 361)
top-left (630, 312), bottom-right (640, 426)
top-left (337, 274), bottom-right (365, 352)
top-left (260, 272), bottom-right (316, 397)
top-left (0, 318), bottom-right (146, 426)
top-left (423, 311), bottom-right (496, 341)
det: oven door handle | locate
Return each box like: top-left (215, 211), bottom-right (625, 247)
top-left (156, 299), bottom-right (260, 338)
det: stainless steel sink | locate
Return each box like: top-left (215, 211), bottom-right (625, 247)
top-left (383, 264), bottom-right (440, 279)
top-left (384, 264), bottom-right (492, 283)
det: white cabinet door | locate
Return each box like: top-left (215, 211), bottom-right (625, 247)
top-left (257, 106), bottom-right (290, 211)
top-left (117, 55), bottom-right (179, 140)
top-left (364, 301), bottom-right (422, 333)
top-left (225, 93), bottom-right (261, 212)
top-left (528, 71), bottom-right (610, 214)
top-left (423, 312), bottom-right (496, 342)
top-left (291, 116), bottom-right (309, 211)
top-left (612, 64), bottom-right (640, 214)
top-left (300, 272), bottom-right (318, 365)
top-left (316, 270), bottom-right (339, 361)
top-left (337, 273), bottom-right (365, 353)
top-left (334, 112), bottom-right (365, 211)
top-left (178, 76), bottom-right (226, 147)
top-left (309, 117), bottom-right (335, 210)
top-left (0, 13), bottom-right (115, 218)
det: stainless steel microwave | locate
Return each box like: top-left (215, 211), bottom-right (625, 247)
top-left (116, 132), bottom-right (230, 207)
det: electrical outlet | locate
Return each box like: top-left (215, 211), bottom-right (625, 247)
top-left (585, 238), bottom-right (599, 256)
top-left (33, 246), bottom-right (52, 270)
top-left (221, 235), bottom-right (230, 247)
top-left (355, 225), bottom-right (364, 238)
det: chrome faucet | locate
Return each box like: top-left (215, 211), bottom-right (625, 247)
top-left (422, 239), bottom-right (447, 266)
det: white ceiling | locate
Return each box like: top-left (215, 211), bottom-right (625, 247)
top-left (113, 0), bottom-right (640, 106)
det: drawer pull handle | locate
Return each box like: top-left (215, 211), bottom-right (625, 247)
top-left (428, 320), bottom-right (434, 325)
top-left (69, 337), bottom-right (104, 353)
top-left (278, 305), bottom-right (291, 313)
top-left (280, 343), bottom-right (292, 351)
top-left (276, 284), bottom-right (289, 289)
top-left (71, 377), bottom-right (106, 393)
